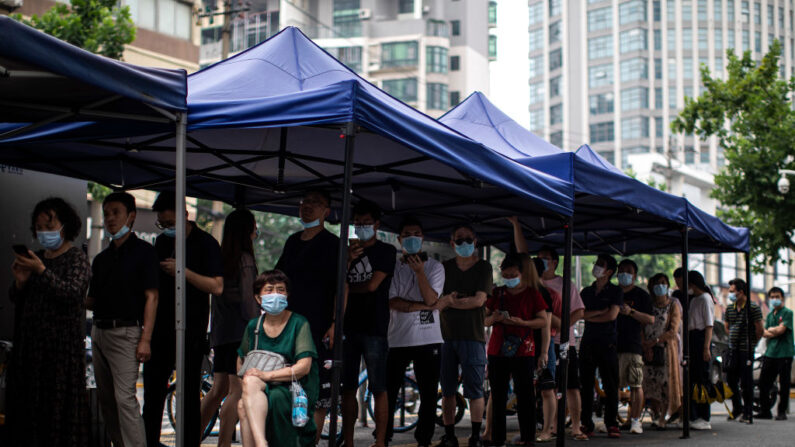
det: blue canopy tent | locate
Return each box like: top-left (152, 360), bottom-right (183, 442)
top-left (1, 24), bottom-right (578, 446)
top-left (441, 91), bottom-right (754, 440)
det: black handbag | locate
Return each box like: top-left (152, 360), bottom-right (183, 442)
top-left (497, 289), bottom-right (531, 358)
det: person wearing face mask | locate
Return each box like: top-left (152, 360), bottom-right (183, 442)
top-left (274, 189), bottom-right (339, 440)
top-left (579, 254), bottom-right (623, 439)
top-left (641, 273), bottom-right (681, 430)
top-left (87, 192), bottom-right (159, 447)
top-left (144, 191), bottom-right (224, 447)
top-left (484, 254), bottom-right (548, 447)
top-left (687, 270), bottom-right (716, 430)
top-left (757, 287), bottom-right (793, 420)
top-left (200, 209), bottom-right (260, 447)
top-left (341, 201), bottom-right (397, 447)
top-left (8, 197), bottom-right (91, 447)
top-left (385, 216), bottom-right (448, 447)
top-left (438, 224), bottom-right (492, 447)
top-left (614, 259), bottom-right (654, 434)
top-left (237, 270), bottom-right (319, 447)
top-left (723, 278), bottom-right (763, 423)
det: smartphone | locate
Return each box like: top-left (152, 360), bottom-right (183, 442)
top-left (12, 244), bottom-right (31, 257)
top-left (402, 252), bottom-right (428, 263)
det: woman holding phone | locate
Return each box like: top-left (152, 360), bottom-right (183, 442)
top-left (8, 197), bottom-right (91, 447)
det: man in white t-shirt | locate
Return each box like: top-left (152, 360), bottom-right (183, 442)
top-left (386, 217), bottom-right (451, 447)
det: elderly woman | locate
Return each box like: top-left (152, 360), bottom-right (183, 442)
top-left (642, 273), bottom-right (682, 429)
top-left (237, 270), bottom-right (318, 447)
top-left (8, 197), bottom-right (91, 447)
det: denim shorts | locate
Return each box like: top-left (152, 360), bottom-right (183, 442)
top-left (535, 341), bottom-right (557, 391)
top-left (440, 340), bottom-right (487, 399)
top-left (342, 334), bottom-right (389, 394)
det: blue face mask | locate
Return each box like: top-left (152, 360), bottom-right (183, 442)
top-left (653, 284), bottom-right (669, 297)
top-left (728, 292), bottom-right (737, 303)
top-left (354, 225), bottom-right (375, 241)
top-left (541, 259), bottom-right (550, 272)
top-left (454, 241), bottom-right (475, 257)
top-left (108, 224), bottom-right (130, 241)
top-left (617, 272), bottom-right (634, 287)
top-left (37, 227), bottom-right (63, 250)
top-left (162, 227), bottom-right (177, 238)
top-left (770, 298), bottom-right (782, 309)
top-left (401, 236), bottom-right (423, 254)
top-left (261, 293), bottom-right (289, 315)
top-left (301, 219), bottom-right (320, 229)
top-left (504, 276), bottom-right (521, 288)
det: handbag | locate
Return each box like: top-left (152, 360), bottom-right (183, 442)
top-left (648, 302), bottom-right (673, 367)
top-left (497, 289), bottom-right (531, 358)
top-left (237, 315), bottom-right (289, 378)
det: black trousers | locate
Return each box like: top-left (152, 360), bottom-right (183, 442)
top-left (726, 349), bottom-right (753, 418)
top-left (579, 340), bottom-right (619, 430)
top-left (689, 329), bottom-right (711, 422)
top-left (142, 331), bottom-right (205, 447)
top-left (759, 356), bottom-right (793, 416)
top-left (385, 344), bottom-right (441, 445)
top-left (488, 355), bottom-right (535, 445)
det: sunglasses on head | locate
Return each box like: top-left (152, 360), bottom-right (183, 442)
top-left (454, 238), bottom-right (474, 245)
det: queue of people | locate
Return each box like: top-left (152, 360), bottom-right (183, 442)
top-left (6, 192), bottom-right (794, 447)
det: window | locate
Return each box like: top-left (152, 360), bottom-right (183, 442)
top-left (683, 0), bottom-right (692, 20)
top-left (589, 7), bottom-right (612, 32)
top-left (683, 28), bottom-right (693, 49)
top-left (655, 58), bottom-right (663, 79)
top-left (698, 0), bottom-right (707, 20)
top-left (621, 57), bottom-right (649, 81)
top-left (622, 116), bottom-right (650, 139)
top-left (754, 2), bottom-right (761, 24)
top-left (399, 0), bottom-right (414, 14)
top-left (450, 91), bottom-right (461, 106)
top-left (728, 0), bottom-right (735, 21)
top-left (550, 103), bottom-right (563, 124)
top-left (529, 55), bottom-right (543, 78)
top-left (590, 92), bottom-right (614, 114)
top-left (667, 0), bottom-right (675, 21)
top-left (655, 87), bottom-right (663, 108)
top-left (684, 86), bottom-right (694, 99)
top-left (769, 33), bottom-right (775, 48)
top-left (529, 2), bottom-right (544, 25)
top-left (529, 108), bottom-right (545, 132)
top-left (488, 1), bottom-right (497, 26)
top-left (620, 28), bottom-right (648, 53)
top-left (683, 57), bottom-right (693, 78)
top-left (382, 78), bottom-right (417, 102)
top-left (743, 29), bottom-right (750, 50)
top-left (333, 0), bottom-right (362, 37)
top-left (128, 0), bottom-right (192, 39)
top-left (654, 29), bottom-right (662, 50)
top-left (728, 29), bottom-right (735, 48)
top-left (622, 87), bottom-right (649, 110)
top-left (328, 46), bottom-right (363, 71)
top-left (700, 148), bottom-right (710, 164)
top-left (668, 57), bottom-right (677, 79)
top-left (720, 253), bottom-right (737, 285)
top-left (755, 31), bottom-right (761, 52)
top-left (715, 56), bottom-right (724, 74)
top-left (549, 0), bottom-right (562, 17)
top-left (529, 81), bottom-right (545, 104)
top-left (715, 28), bottom-right (723, 50)
top-left (549, 48), bottom-right (563, 70)
top-left (715, 0), bottom-right (722, 21)
top-left (529, 28), bottom-right (544, 52)
top-left (668, 28), bottom-right (676, 50)
top-left (589, 63), bottom-right (614, 87)
top-left (685, 149), bottom-right (695, 164)
top-left (427, 46), bottom-right (448, 73)
top-left (549, 21), bottom-right (562, 44)
top-left (550, 131), bottom-right (563, 147)
top-left (589, 35), bottom-right (614, 59)
top-left (742, 1), bottom-right (750, 22)
top-left (590, 122), bottom-right (615, 142)
top-left (550, 76), bottom-right (562, 97)
top-left (768, 4), bottom-right (774, 25)
top-left (654, 0), bottom-right (661, 21)
top-left (451, 20), bottom-right (461, 36)
top-left (699, 28), bottom-right (708, 49)
top-left (450, 55), bottom-right (460, 71)
top-left (381, 41), bottom-right (418, 68)
top-left (669, 86), bottom-right (677, 108)
top-left (489, 35), bottom-right (497, 59)
top-left (426, 83), bottom-right (448, 110)
top-left (620, 0), bottom-right (647, 24)
top-left (779, 7), bottom-right (785, 29)
top-left (426, 20), bottom-right (449, 37)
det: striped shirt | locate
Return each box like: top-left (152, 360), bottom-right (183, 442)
top-left (725, 301), bottom-right (763, 351)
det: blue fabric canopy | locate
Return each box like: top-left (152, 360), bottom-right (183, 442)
top-left (440, 92), bottom-right (749, 254)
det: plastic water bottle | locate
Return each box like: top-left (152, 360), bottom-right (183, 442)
top-left (292, 384), bottom-right (309, 427)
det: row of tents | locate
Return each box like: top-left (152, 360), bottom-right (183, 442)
top-left (0, 17), bottom-right (752, 446)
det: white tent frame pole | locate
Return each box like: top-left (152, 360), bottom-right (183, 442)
top-left (175, 112), bottom-right (188, 447)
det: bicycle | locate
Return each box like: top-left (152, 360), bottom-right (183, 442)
top-left (166, 354), bottom-right (220, 441)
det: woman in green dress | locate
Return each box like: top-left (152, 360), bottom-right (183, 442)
top-left (237, 270), bottom-right (318, 447)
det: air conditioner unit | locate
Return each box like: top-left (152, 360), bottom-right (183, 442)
top-left (0, 0), bottom-right (23, 10)
top-left (359, 8), bottom-right (372, 19)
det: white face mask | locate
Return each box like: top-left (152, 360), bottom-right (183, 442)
top-left (592, 265), bottom-right (605, 279)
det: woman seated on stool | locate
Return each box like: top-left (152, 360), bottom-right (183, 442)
top-left (237, 270), bottom-right (319, 447)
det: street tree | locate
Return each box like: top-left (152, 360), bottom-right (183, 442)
top-left (14, 0), bottom-right (135, 60)
top-left (672, 41), bottom-right (795, 270)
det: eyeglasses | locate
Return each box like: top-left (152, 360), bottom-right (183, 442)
top-left (155, 221), bottom-right (175, 230)
top-left (454, 238), bottom-right (474, 245)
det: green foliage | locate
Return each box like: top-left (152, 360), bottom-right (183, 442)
top-left (671, 41), bottom-right (795, 271)
top-left (87, 182), bottom-right (113, 201)
top-left (13, 0), bottom-right (136, 60)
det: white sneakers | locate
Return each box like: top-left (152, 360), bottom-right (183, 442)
top-left (691, 418), bottom-right (712, 430)
top-left (630, 419), bottom-right (643, 434)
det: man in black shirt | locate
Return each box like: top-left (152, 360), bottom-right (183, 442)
top-left (274, 189), bottom-right (339, 443)
top-left (142, 191), bottom-right (223, 447)
top-left (88, 192), bottom-right (158, 447)
top-left (579, 254), bottom-right (623, 439)
top-left (615, 259), bottom-right (654, 434)
top-left (342, 201), bottom-right (396, 447)
top-left (724, 278), bottom-right (764, 422)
